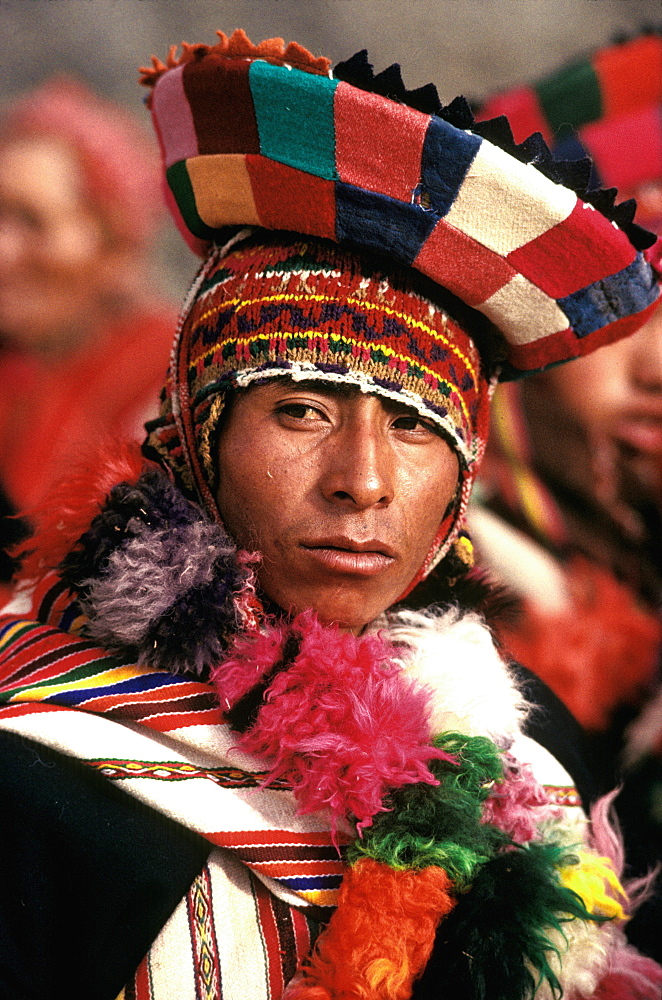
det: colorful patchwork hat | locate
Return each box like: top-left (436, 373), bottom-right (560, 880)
top-left (139, 30), bottom-right (660, 580)
top-left (477, 30), bottom-right (662, 233)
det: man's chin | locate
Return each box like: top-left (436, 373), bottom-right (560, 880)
top-left (262, 584), bottom-right (397, 634)
top-left (621, 450), bottom-right (662, 507)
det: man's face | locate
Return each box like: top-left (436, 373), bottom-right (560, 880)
top-left (216, 379), bottom-right (459, 632)
top-left (0, 137), bottom-right (109, 353)
top-left (536, 305), bottom-right (662, 501)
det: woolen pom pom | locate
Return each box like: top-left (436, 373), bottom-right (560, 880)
top-left (481, 754), bottom-right (561, 844)
top-left (557, 849), bottom-right (627, 921)
top-left (412, 841), bottom-right (604, 1000)
top-left (225, 611), bottom-right (455, 838)
top-left (60, 466), bottom-right (249, 676)
top-left (285, 859), bottom-right (455, 1000)
top-left (348, 733), bottom-right (506, 885)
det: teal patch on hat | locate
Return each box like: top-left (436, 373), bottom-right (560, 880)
top-left (166, 160), bottom-right (218, 240)
top-left (249, 61), bottom-right (338, 180)
top-left (535, 60), bottom-right (602, 138)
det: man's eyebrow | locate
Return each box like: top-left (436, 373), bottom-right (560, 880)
top-left (265, 378), bottom-right (439, 423)
top-left (267, 378), bottom-right (362, 400)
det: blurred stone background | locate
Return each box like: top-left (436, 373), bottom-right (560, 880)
top-left (2, 0), bottom-right (661, 295)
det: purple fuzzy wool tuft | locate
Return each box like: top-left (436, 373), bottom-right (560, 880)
top-left (67, 467), bottom-right (251, 677)
top-left (213, 611), bottom-right (455, 838)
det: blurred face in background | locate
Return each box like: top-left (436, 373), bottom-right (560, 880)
top-left (0, 136), bottom-right (114, 356)
top-left (525, 303), bottom-right (662, 508)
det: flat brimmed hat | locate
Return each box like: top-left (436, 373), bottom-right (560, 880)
top-left (141, 29), bottom-right (659, 380)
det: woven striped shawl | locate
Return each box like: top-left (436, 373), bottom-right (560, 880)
top-left (0, 572), bottom-right (583, 999)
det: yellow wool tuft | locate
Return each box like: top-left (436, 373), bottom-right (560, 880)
top-left (558, 849), bottom-right (627, 921)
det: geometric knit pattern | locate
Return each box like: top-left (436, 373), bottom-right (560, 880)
top-left (142, 30), bottom-right (659, 379)
top-left (147, 237), bottom-right (486, 473)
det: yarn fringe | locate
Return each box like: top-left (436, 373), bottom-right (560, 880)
top-left (139, 28), bottom-right (331, 91)
top-left (589, 789), bottom-right (660, 914)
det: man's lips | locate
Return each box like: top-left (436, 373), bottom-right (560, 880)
top-left (613, 417), bottom-right (662, 455)
top-left (300, 537), bottom-right (396, 576)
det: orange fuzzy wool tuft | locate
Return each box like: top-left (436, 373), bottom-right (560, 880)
top-left (139, 28), bottom-right (331, 91)
top-left (13, 438), bottom-right (146, 581)
top-left (286, 859), bottom-right (455, 1000)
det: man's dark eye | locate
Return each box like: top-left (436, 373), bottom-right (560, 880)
top-left (393, 414), bottom-right (433, 431)
top-left (277, 403), bottom-right (324, 420)
top-left (280, 404), bottom-right (309, 418)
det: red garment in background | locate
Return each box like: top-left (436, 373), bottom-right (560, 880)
top-left (497, 555), bottom-right (662, 732)
top-left (0, 306), bottom-right (175, 512)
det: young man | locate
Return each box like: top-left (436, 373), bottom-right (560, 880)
top-left (0, 30), bottom-right (661, 1000)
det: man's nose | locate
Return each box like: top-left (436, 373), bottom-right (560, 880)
top-left (320, 421), bottom-right (395, 511)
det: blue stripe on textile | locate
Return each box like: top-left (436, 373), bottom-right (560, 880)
top-left (0, 618), bottom-right (35, 643)
top-left (43, 670), bottom-right (185, 706)
top-left (559, 252), bottom-right (659, 337)
top-left (419, 117), bottom-right (482, 217)
top-left (59, 601), bottom-right (84, 633)
top-left (279, 874), bottom-right (343, 890)
top-left (336, 182), bottom-right (437, 265)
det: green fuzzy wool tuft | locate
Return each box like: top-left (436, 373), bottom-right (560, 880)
top-left (428, 733), bottom-right (504, 794)
top-left (413, 840), bottom-right (607, 1000)
top-left (347, 733), bottom-right (507, 884)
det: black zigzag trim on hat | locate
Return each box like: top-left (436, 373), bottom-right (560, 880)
top-left (332, 51), bottom-right (656, 251)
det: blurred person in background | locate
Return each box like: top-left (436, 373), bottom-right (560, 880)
top-left (470, 30), bottom-right (662, 957)
top-left (0, 77), bottom-right (176, 598)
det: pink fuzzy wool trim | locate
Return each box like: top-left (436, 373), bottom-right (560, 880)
top-left (481, 753), bottom-right (561, 843)
top-left (211, 625), bottom-right (287, 711)
top-left (212, 612), bottom-right (455, 837)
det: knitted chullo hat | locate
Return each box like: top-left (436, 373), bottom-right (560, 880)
top-left (478, 30), bottom-right (662, 234)
top-left (139, 29), bottom-right (660, 589)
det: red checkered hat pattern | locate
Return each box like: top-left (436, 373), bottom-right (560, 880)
top-left (141, 30), bottom-right (659, 381)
